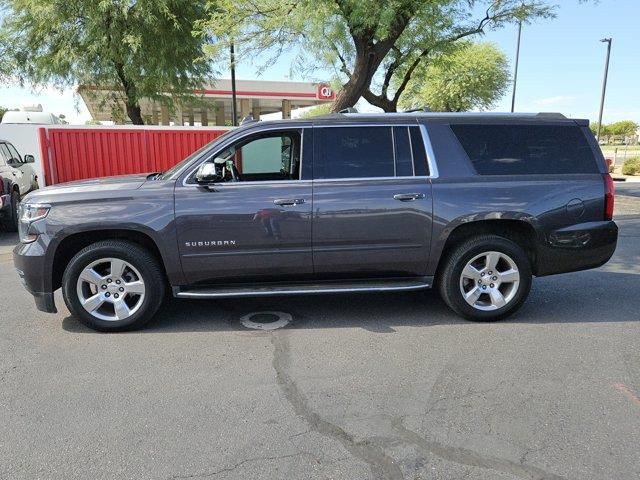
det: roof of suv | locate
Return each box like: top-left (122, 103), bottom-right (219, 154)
top-left (245, 112), bottom-right (589, 129)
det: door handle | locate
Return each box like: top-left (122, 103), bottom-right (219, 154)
top-left (393, 193), bottom-right (425, 202)
top-left (274, 198), bottom-right (305, 206)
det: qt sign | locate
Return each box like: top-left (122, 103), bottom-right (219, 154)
top-left (317, 84), bottom-right (335, 100)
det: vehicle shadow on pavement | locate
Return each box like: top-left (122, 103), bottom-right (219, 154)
top-left (61, 270), bottom-right (640, 334)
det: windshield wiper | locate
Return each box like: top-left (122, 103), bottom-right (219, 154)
top-left (146, 172), bottom-right (163, 181)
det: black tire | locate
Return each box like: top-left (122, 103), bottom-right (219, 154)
top-left (438, 235), bottom-right (532, 321)
top-left (62, 240), bottom-right (166, 332)
top-left (4, 189), bottom-right (20, 232)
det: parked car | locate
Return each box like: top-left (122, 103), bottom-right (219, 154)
top-left (14, 113), bottom-right (617, 331)
top-left (0, 140), bottom-right (38, 231)
top-left (0, 171), bottom-right (19, 231)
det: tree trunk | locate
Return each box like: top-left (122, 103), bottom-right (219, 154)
top-left (331, 44), bottom-right (385, 113)
top-left (114, 62), bottom-right (145, 125)
top-left (362, 90), bottom-right (398, 112)
top-left (125, 102), bottom-right (144, 125)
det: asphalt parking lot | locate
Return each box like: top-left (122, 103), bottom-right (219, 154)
top-left (1, 183), bottom-right (639, 480)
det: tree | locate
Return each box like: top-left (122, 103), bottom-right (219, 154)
top-left (203, 0), bottom-right (554, 113)
top-left (590, 121), bottom-right (638, 143)
top-left (0, 0), bottom-right (214, 124)
top-left (299, 103), bottom-right (334, 118)
top-left (608, 120), bottom-right (639, 138)
top-left (397, 42), bottom-right (509, 112)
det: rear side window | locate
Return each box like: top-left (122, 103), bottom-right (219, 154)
top-left (316, 126), bottom-right (430, 179)
top-left (450, 124), bottom-right (599, 175)
top-left (317, 127), bottom-right (394, 179)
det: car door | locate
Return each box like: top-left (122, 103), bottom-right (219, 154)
top-left (312, 124), bottom-right (434, 279)
top-left (174, 127), bottom-right (314, 285)
top-left (0, 143), bottom-right (28, 193)
top-left (5, 142), bottom-right (34, 192)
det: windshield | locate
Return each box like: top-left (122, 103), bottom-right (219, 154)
top-left (159, 129), bottom-right (236, 180)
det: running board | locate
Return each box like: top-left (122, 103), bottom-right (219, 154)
top-left (174, 278), bottom-right (433, 299)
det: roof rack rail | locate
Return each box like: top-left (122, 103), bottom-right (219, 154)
top-left (536, 112), bottom-right (566, 119)
top-left (403, 107), bottom-right (432, 113)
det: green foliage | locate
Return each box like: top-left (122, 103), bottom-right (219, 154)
top-left (1, 0), bottom-right (215, 124)
top-left (621, 157), bottom-right (640, 176)
top-left (299, 103), bottom-right (333, 119)
top-left (397, 42), bottom-right (510, 112)
top-left (608, 120), bottom-right (639, 137)
top-left (201, 0), bottom-right (555, 112)
top-left (591, 121), bottom-right (639, 143)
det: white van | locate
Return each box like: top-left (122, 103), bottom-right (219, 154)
top-left (1, 110), bottom-right (64, 125)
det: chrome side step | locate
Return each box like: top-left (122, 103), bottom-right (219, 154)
top-left (175, 278), bottom-right (432, 299)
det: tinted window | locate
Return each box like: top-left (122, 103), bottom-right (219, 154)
top-left (450, 124), bottom-right (599, 175)
top-left (393, 127), bottom-right (413, 176)
top-left (318, 127), bottom-right (394, 179)
top-left (410, 127), bottom-right (429, 176)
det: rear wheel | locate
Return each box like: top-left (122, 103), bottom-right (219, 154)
top-left (438, 235), bottom-right (532, 321)
top-left (62, 240), bottom-right (165, 331)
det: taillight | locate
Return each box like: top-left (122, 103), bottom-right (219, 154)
top-left (604, 173), bottom-right (615, 221)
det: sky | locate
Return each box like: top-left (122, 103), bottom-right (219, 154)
top-left (0, 0), bottom-right (637, 125)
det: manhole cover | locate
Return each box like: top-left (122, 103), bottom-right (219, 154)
top-left (240, 311), bottom-right (292, 331)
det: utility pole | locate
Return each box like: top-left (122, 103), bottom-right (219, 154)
top-left (511, 19), bottom-right (522, 113)
top-left (597, 38), bottom-right (612, 141)
top-left (230, 41), bottom-right (238, 126)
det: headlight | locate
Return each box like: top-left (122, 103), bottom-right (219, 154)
top-left (19, 203), bottom-right (50, 243)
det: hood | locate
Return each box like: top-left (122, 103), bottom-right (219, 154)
top-left (22, 173), bottom-right (151, 204)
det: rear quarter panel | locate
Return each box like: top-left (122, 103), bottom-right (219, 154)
top-left (427, 174), bottom-right (607, 275)
top-left (423, 118), bottom-right (611, 276)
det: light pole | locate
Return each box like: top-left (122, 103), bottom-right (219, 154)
top-left (597, 38), bottom-right (612, 141)
top-left (230, 40), bottom-right (238, 126)
top-left (511, 19), bottom-right (522, 113)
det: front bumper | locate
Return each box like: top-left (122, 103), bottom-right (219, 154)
top-left (13, 241), bottom-right (57, 314)
top-left (536, 220), bottom-right (618, 276)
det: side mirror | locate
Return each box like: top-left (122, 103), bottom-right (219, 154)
top-left (195, 163), bottom-right (221, 184)
top-left (23, 155), bottom-right (35, 164)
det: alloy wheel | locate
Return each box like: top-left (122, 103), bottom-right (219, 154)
top-left (459, 251), bottom-right (520, 311)
top-left (76, 258), bottom-right (146, 321)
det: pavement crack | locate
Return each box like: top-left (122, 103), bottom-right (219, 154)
top-left (391, 418), bottom-right (565, 480)
top-left (167, 452), bottom-right (311, 479)
top-left (271, 331), bottom-right (404, 480)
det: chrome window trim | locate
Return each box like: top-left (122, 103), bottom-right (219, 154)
top-left (312, 176), bottom-right (430, 183)
top-left (179, 121), bottom-right (440, 187)
top-left (181, 126), bottom-right (308, 187)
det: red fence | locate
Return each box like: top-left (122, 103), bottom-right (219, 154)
top-left (39, 127), bottom-right (229, 185)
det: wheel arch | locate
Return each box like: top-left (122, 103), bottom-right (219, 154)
top-left (51, 229), bottom-right (168, 292)
top-left (433, 218), bottom-right (540, 282)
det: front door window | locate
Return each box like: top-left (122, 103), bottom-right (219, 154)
top-left (202, 131), bottom-right (301, 183)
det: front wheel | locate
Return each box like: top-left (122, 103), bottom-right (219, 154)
top-left (438, 235), bottom-right (532, 321)
top-left (62, 240), bottom-right (166, 331)
top-left (4, 189), bottom-right (20, 232)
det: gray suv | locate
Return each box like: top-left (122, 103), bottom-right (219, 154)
top-left (13, 113), bottom-right (618, 331)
